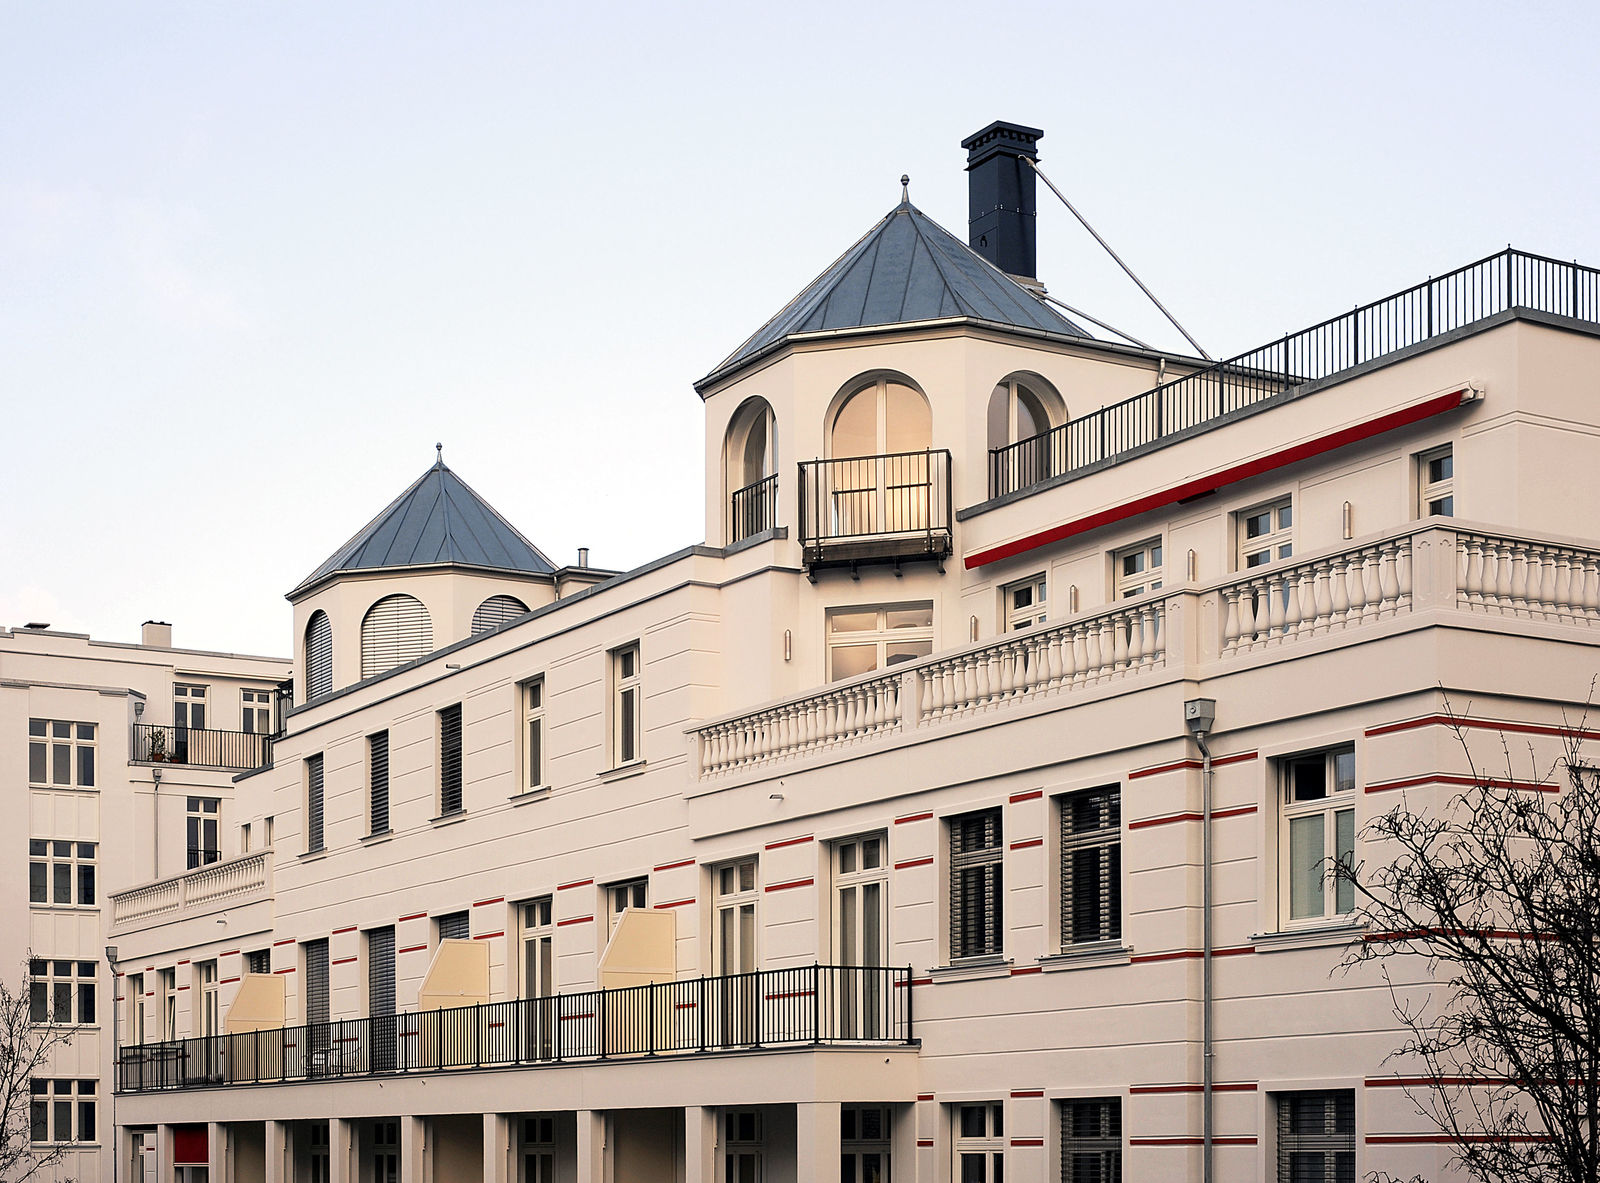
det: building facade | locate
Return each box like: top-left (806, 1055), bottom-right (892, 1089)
top-left (29, 120), bottom-right (1600, 1182)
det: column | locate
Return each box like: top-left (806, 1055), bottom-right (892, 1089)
top-left (329, 1118), bottom-right (355, 1183)
top-left (265, 1120), bottom-right (289, 1183)
top-left (156, 1123), bottom-right (175, 1183)
top-left (208, 1122), bottom-right (228, 1182)
top-left (795, 1102), bottom-right (842, 1182)
top-left (683, 1106), bottom-right (717, 1183)
top-left (483, 1113), bottom-right (512, 1183)
top-left (401, 1115), bottom-right (430, 1183)
top-left (576, 1109), bottom-right (607, 1183)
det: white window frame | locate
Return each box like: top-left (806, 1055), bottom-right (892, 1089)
top-left (605, 878), bottom-right (648, 937)
top-left (1114, 537), bottom-right (1164, 598)
top-left (186, 796), bottom-right (220, 869)
top-left (1280, 745), bottom-right (1358, 926)
top-left (28, 720), bottom-right (97, 788)
top-left (29, 839), bottom-right (95, 907)
top-left (197, 960), bottom-right (220, 1037)
top-left (520, 677), bottom-right (546, 792)
top-left (29, 1077), bottom-right (95, 1145)
top-left (29, 958), bottom-right (96, 1025)
top-left (953, 1102), bottom-right (1004, 1182)
top-left (948, 808), bottom-right (1004, 963)
top-left (173, 683), bottom-right (208, 730)
top-left (127, 974), bottom-right (145, 1045)
top-left (518, 897), bottom-right (555, 999)
top-left (159, 969), bottom-right (176, 1040)
top-left (610, 644), bottom-right (642, 767)
top-left (712, 857), bottom-right (760, 975)
top-left (1238, 496), bottom-right (1294, 570)
top-left (1418, 444), bottom-right (1454, 517)
top-left (242, 688), bottom-right (273, 734)
top-left (825, 602), bottom-right (934, 681)
top-left (1003, 574), bottom-right (1047, 631)
top-left (832, 833), bottom-right (888, 968)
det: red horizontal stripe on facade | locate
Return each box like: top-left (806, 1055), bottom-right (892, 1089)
top-left (1010, 1138), bottom-right (1044, 1147)
top-left (558, 879), bottom-right (594, 891)
top-left (764, 834), bottom-right (814, 850)
top-left (1008, 789), bottom-right (1042, 804)
top-left (1010, 966), bottom-right (1042, 976)
top-left (1365, 1075), bottom-right (1517, 1088)
top-left (331, 926), bottom-right (357, 936)
top-left (916, 1140), bottom-right (934, 1148)
top-left (1010, 1089), bottom-right (1044, 1098)
top-left (1365, 772), bottom-right (1556, 794)
top-left (654, 898), bottom-right (696, 909)
top-left (332, 957), bottom-right (357, 966)
top-left (556, 915), bottom-right (594, 927)
top-left (894, 812), bottom-right (933, 825)
top-left (273, 938), bottom-right (296, 946)
top-left (894, 857), bottom-right (934, 870)
top-left (1009, 838), bottom-right (1043, 850)
top-left (1366, 1133), bottom-right (1550, 1144)
top-left (1130, 751), bottom-right (1258, 780)
top-left (966, 389), bottom-right (1468, 569)
top-left (177, 984), bottom-right (189, 990)
top-left (1129, 1136), bottom-right (1257, 1147)
top-left (473, 897), bottom-right (505, 908)
top-left (1131, 945), bottom-right (1255, 963)
top-left (1131, 1082), bottom-right (1258, 1094)
top-left (397, 912), bottom-right (428, 923)
top-left (273, 967), bottom-right (295, 975)
top-left (220, 977), bottom-right (239, 985)
top-left (894, 977), bottom-right (934, 988)
top-left (917, 1093), bottom-right (935, 1102)
top-left (178, 959), bottom-right (190, 965)
top-left (473, 931), bottom-right (504, 941)
top-left (1366, 713), bottom-right (1600, 741)
top-left (654, 858), bottom-right (696, 872)
top-left (1130, 803), bottom-right (1259, 830)
top-left (219, 949), bottom-right (240, 957)
top-left (764, 877), bottom-right (813, 893)
top-left (398, 944), bottom-right (428, 954)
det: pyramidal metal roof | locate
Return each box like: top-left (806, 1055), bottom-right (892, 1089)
top-left (292, 455), bottom-right (556, 597)
top-left (700, 200), bottom-right (1090, 389)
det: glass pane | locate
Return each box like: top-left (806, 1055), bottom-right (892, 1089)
top-left (1279, 505), bottom-right (1293, 528)
top-left (886, 606), bottom-right (933, 630)
top-left (833, 388), bottom-right (878, 458)
top-left (1289, 816), bottom-right (1326, 920)
top-left (1245, 511), bottom-right (1272, 538)
top-left (885, 383), bottom-right (930, 452)
top-left (992, 1105), bottom-right (1002, 1136)
top-left (30, 864), bottom-right (46, 903)
top-left (54, 864), bottom-right (71, 903)
top-left (1431, 495), bottom-right (1454, 516)
top-left (839, 888), bottom-right (857, 964)
top-left (739, 861), bottom-right (755, 892)
top-left (1333, 749), bottom-right (1356, 793)
top-left (1289, 758), bottom-right (1326, 802)
top-left (831, 645), bottom-right (879, 680)
top-left (78, 866), bottom-right (95, 905)
top-left (53, 722), bottom-right (69, 738)
top-left (78, 746), bottom-right (94, 787)
top-left (1245, 550), bottom-right (1270, 568)
top-left (719, 866), bottom-right (734, 896)
top-left (1122, 552), bottom-right (1145, 576)
top-left (53, 744), bottom-right (70, 785)
top-left (863, 883), bottom-right (882, 966)
top-left (839, 843), bottom-right (857, 874)
top-left (960, 1106), bottom-right (986, 1138)
top-left (960, 1155), bottom-right (986, 1183)
top-left (862, 837), bottom-right (881, 868)
top-left (1431, 454), bottom-right (1452, 481)
top-left (1335, 809), bottom-right (1356, 914)
top-left (830, 611), bottom-right (878, 634)
top-left (885, 641), bottom-right (932, 666)
top-left (29, 720), bottom-right (46, 736)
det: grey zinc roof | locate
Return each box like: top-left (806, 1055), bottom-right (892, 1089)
top-left (292, 458), bottom-right (556, 596)
top-left (703, 201), bottom-right (1090, 386)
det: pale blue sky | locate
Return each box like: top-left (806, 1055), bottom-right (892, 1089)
top-left (4, 1), bottom-right (1597, 656)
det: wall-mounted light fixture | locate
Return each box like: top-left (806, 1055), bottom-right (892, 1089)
top-left (133, 700), bottom-right (145, 720)
top-left (1069, 585), bottom-right (1080, 614)
top-left (1188, 549), bottom-right (1198, 582)
top-left (1342, 501), bottom-right (1354, 540)
top-left (783, 630), bottom-right (792, 662)
top-left (969, 615), bottom-right (979, 643)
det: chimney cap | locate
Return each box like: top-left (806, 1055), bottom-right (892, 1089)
top-left (962, 121), bottom-right (1044, 168)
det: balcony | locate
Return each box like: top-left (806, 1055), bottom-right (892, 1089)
top-left (116, 964), bottom-right (912, 1093)
top-left (132, 722), bottom-right (273, 772)
top-left (798, 450), bottom-right (952, 575)
top-left (109, 850), bottom-right (273, 936)
top-left (729, 473), bottom-right (778, 544)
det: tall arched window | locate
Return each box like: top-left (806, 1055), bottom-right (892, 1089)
top-left (471, 594), bottom-right (530, 636)
top-left (726, 399), bottom-right (778, 542)
top-left (361, 594), bottom-right (433, 680)
top-left (304, 611), bottom-right (333, 701)
top-left (987, 374), bottom-right (1064, 493)
top-left (828, 377), bottom-right (932, 535)
top-left (830, 377), bottom-right (930, 459)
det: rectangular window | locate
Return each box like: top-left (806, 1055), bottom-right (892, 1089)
top-left (1061, 1098), bottom-right (1121, 1183)
top-left (842, 1105), bottom-right (892, 1183)
top-left (29, 1079), bottom-right (94, 1145)
top-left (713, 858), bottom-right (759, 976)
top-left (436, 911), bottom-right (470, 943)
top-left (28, 720), bottom-right (96, 788)
top-left (303, 939), bottom-right (329, 1026)
top-left (438, 704), bottom-right (463, 814)
top-left (949, 809), bottom-right (1004, 961)
top-left (368, 730), bottom-right (390, 835)
top-left (523, 1115), bottom-right (557, 1182)
top-left (605, 878), bottom-right (648, 936)
top-left (240, 822), bottom-right (251, 853)
top-left (245, 949), bottom-right (271, 975)
top-left (827, 604), bottom-right (933, 681)
top-left (186, 797), bottom-right (220, 869)
top-left (127, 974), bottom-right (145, 1045)
top-left (197, 960), bottom-right (219, 1037)
top-left (1115, 538), bottom-right (1164, 598)
top-left (1275, 1090), bottom-right (1355, 1182)
top-left (1060, 787), bottom-right (1121, 947)
top-left (611, 645), bottom-right (641, 765)
top-left (1239, 497), bottom-right (1294, 569)
top-left (29, 840), bottom-right (95, 906)
top-left (1282, 746), bottom-right (1357, 924)
top-left (953, 1102), bottom-right (1003, 1182)
top-left (519, 897), bottom-right (555, 999)
top-left (305, 755), bottom-right (325, 854)
top-left (521, 678), bottom-right (546, 791)
top-left (159, 969), bottom-right (176, 1040)
top-left (29, 959), bottom-right (96, 1025)
top-left (173, 683), bottom-right (208, 730)
top-left (1004, 575), bottom-right (1047, 631)
top-left (242, 688), bottom-right (273, 734)
top-left (1419, 445), bottom-right (1454, 517)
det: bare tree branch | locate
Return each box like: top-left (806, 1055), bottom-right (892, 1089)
top-left (0, 958), bottom-right (79, 1183)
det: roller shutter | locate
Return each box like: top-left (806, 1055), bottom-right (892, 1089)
top-left (471, 595), bottom-right (530, 635)
top-left (361, 595), bottom-right (433, 680)
top-left (305, 612), bottom-right (333, 700)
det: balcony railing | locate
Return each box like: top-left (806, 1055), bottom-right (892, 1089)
top-left (990, 248), bottom-right (1600, 499)
top-left (133, 723), bottom-right (273, 772)
top-left (798, 450), bottom-right (952, 572)
top-left (116, 964), bottom-right (912, 1093)
top-left (729, 473), bottom-right (778, 544)
top-left (109, 850), bottom-right (273, 934)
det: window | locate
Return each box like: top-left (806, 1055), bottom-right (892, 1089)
top-left (519, 898), bottom-right (554, 998)
top-left (242, 689), bottom-right (273, 734)
top-left (436, 911), bottom-right (470, 942)
top-left (842, 1105), bottom-right (892, 1183)
top-left (308, 1123), bottom-right (331, 1183)
top-left (173, 683), bottom-right (207, 730)
top-left (28, 720), bottom-right (96, 788)
top-left (1275, 1090), bottom-right (1354, 1182)
top-left (611, 644), bottom-right (641, 766)
top-left (827, 603), bottom-right (933, 681)
top-left (724, 1110), bottom-right (763, 1183)
top-left (29, 959), bottom-right (96, 1025)
top-left (438, 704), bottom-right (463, 814)
top-left (368, 731), bottom-right (390, 835)
top-left (1061, 1098), bottom-right (1121, 1183)
top-left (833, 834), bottom-right (888, 970)
top-left (713, 858), bottom-right (759, 976)
top-left (605, 879), bottom-right (647, 936)
top-left (1060, 787), bottom-right (1121, 947)
top-left (1239, 498), bottom-right (1294, 569)
top-left (949, 809), bottom-right (1004, 961)
top-left (1282, 747), bottom-right (1357, 923)
top-left (1419, 445), bottom-right (1454, 517)
top-left (197, 961), bottom-right (219, 1037)
top-left (472, 595), bottom-right (530, 635)
top-left (833, 377), bottom-right (931, 458)
top-left (29, 840), bottom-right (95, 906)
top-left (305, 755), bottom-right (325, 854)
top-left (159, 969), bottom-right (176, 1040)
top-left (987, 373), bottom-right (1059, 491)
top-left (304, 610), bottom-right (334, 700)
top-left (523, 1115), bottom-right (557, 1183)
top-left (245, 949), bottom-right (271, 975)
top-left (828, 377), bottom-right (934, 536)
top-left (29, 1079), bottom-right (95, 1144)
top-left (520, 678), bottom-right (546, 792)
top-left (303, 939), bottom-right (330, 1027)
top-left (727, 398), bottom-right (778, 542)
top-left (127, 974), bottom-right (145, 1045)
top-left (186, 797), bottom-right (220, 869)
top-left (240, 822), bottom-right (251, 853)
top-left (1004, 575), bottom-right (1047, 631)
top-left (361, 594), bottom-right (433, 680)
top-left (953, 1103), bottom-right (1003, 1182)
top-left (1115, 538), bottom-right (1164, 598)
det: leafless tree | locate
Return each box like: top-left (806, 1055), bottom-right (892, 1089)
top-left (0, 960), bottom-right (77, 1183)
top-left (1339, 706), bottom-right (1600, 1183)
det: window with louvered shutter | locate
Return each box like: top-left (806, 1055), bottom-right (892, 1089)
top-left (304, 611), bottom-right (333, 700)
top-left (366, 927), bottom-right (395, 1017)
top-left (1060, 1098), bottom-right (1121, 1183)
top-left (436, 911), bottom-right (469, 942)
top-left (304, 939), bottom-right (329, 1026)
top-left (368, 731), bottom-right (390, 834)
top-left (305, 754), bottom-right (325, 853)
top-left (438, 704), bottom-right (463, 814)
top-left (245, 950), bottom-right (271, 975)
top-left (1060, 787), bottom-right (1121, 947)
top-left (1276, 1090), bottom-right (1355, 1183)
top-left (360, 594), bottom-right (433, 680)
top-left (471, 595), bottom-right (530, 635)
top-left (949, 808), bottom-right (1003, 960)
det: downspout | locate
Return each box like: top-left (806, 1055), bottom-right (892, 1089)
top-left (1184, 697), bottom-right (1218, 1183)
top-left (152, 766), bottom-right (162, 879)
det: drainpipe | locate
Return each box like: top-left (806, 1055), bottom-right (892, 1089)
top-left (1184, 697), bottom-right (1218, 1183)
top-left (151, 766), bottom-right (162, 879)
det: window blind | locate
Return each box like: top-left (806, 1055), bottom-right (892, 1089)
top-left (1060, 787), bottom-right (1121, 946)
top-left (471, 595), bottom-right (530, 635)
top-left (369, 731), bottom-right (390, 834)
top-left (950, 808), bottom-right (1003, 960)
top-left (305, 612), bottom-right (333, 700)
top-left (306, 755), bottom-right (325, 853)
top-left (438, 705), bottom-right (463, 814)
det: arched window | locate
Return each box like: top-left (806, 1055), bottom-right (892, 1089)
top-left (830, 377), bottom-right (930, 459)
top-left (471, 594), bottom-right (530, 636)
top-left (987, 374), bottom-right (1064, 493)
top-left (361, 594), bottom-right (433, 680)
top-left (726, 399), bottom-right (778, 541)
top-left (304, 611), bottom-right (333, 701)
top-left (827, 377), bottom-right (933, 535)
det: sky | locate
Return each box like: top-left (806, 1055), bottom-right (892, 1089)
top-left (4, 1), bottom-right (1598, 657)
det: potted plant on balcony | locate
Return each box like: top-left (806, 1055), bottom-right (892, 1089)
top-left (145, 727), bottom-right (168, 762)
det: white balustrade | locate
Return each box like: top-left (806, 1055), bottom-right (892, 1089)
top-left (1456, 533), bottom-right (1600, 623)
top-left (110, 850), bottom-right (272, 933)
top-left (1220, 537), bottom-right (1412, 656)
top-left (697, 671), bottom-right (903, 777)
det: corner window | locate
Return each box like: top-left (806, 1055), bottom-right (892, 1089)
top-left (438, 704), bottom-right (463, 815)
top-left (29, 840), bottom-right (95, 906)
top-left (605, 878), bottom-right (648, 937)
top-left (186, 797), bottom-right (220, 869)
top-left (305, 755), bottom-right (325, 854)
top-left (368, 731), bottom-right (390, 835)
top-left (1115, 538), bottom-right (1164, 598)
top-left (1060, 787), bottom-right (1121, 947)
top-left (1061, 1098), bottom-right (1121, 1183)
top-left (953, 1103), bottom-right (1004, 1182)
top-left (949, 808), bottom-right (1004, 961)
top-left (1239, 498), bottom-right (1293, 569)
top-left (826, 603), bottom-right (933, 681)
top-left (611, 645), bottom-right (641, 766)
top-left (1275, 1090), bottom-right (1354, 1182)
top-left (1004, 575), bottom-right (1047, 631)
top-left (1282, 746), bottom-right (1357, 923)
top-left (520, 678), bottom-right (546, 791)
top-left (1418, 445), bottom-right (1454, 517)
top-left (28, 720), bottom-right (96, 788)
top-left (29, 959), bottom-right (96, 1025)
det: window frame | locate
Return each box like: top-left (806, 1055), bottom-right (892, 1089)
top-left (948, 808), bottom-right (1005, 963)
top-left (1274, 1089), bottom-right (1355, 1182)
top-left (28, 719), bottom-right (97, 789)
top-left (173, 683), bottom-right (208, 730)
top-left (1418, 444), bottom-right (1455, 518)
top-left (712, 857), bottom-right (760, 976)
top-left (1237, 496), bottom-right (1294, 570)
top-left (29, 1078), bottom-right (96, 1146)
top-left (1059, 1097), bottom-right (1122, 1183)
top-left (368, 730), bottom-right (391, 836)
top-left (304, 754), bottom-right (325, 854)
top-left (1279, 745), bottom-right (1358, 926)
top-left (438, 703), bottom-right (464, 816)
top-left (29, 839), bottom-right (96, 907)
top-left (1058, 786), bottom-right (1122, 949)
top-left (242, 688), bottom-right (273, 735)
top-left (605, 878), bottom-right (648, 937)
top-left (1114, 536), bottom-right (1165, 599)
top-left (517, 896), bottom-right (555, 999)
top-left (29, 958), bottom-right (96, 1026)
top-left (952, 1101), bottom-right (1004, 1182)
top-left (1003, 574), bottom-right (1048, 632)
top-left (519, 677), bottom-right (547, 793)
top-left (197, 960), bottom-right (220, 1037)
top-left (610, 644), bottom-right (642, 768)
top-left (825, 602), bottom-right (934, 682)
top-left (186, 796), bottom-right (220, 869)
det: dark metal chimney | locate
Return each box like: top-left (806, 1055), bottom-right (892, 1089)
top-left (962, 120), bottom-right (1043, 280)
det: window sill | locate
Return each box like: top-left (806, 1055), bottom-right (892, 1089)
top-left (430, 810), bottom-right (467, 828)
top-left (29, 903), bottom-right (98, 913)
top-left (509, 786), bottom-right (552, 807)
top-left (598, 760), bottom-right (647, 783)
top-left (1251, 922), bottom-right (1365, 953)
top-left (360, 830), bottom-right (394, 847)
top-left (298, 848), bottom-right (329, 863)
top-left (928, 957), bottom-right (1012, 983)
top-left (1037, 942), bottom-right (1133, 972)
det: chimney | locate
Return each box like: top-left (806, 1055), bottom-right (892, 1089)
top-left (141, 621), bottom-right (172, 648)
top-left (577, 548), bottom-right (590, 569)
top-left (962, 120), bottom-right (1043, 281)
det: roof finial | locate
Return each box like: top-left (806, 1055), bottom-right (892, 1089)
top-left (900, 174), bottom-right (910, 203)
top-left (435, 442), bottom-right (443, 467)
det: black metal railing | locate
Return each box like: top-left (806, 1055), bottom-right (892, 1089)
top-left (729, 473), bottom-right (779, 543)
top-left (990, 248), bottom-right (1600, 499)
top-left (798, 450), bottom-right (952, 565)
top-left (185, 847), bottom-right (222, 870)
top-left (132, 723), bottom-right (273, 772)
top-left (116, 964), bottom-right (912, 1093)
